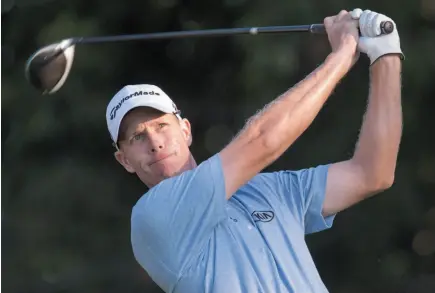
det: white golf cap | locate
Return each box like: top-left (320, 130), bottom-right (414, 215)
top-left (106, 84), bottom-right (180, 143)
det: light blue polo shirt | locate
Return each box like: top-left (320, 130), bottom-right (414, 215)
top-left (131, 153), bottom-right (335, 293)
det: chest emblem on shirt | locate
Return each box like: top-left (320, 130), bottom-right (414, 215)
top-left (251, 211), bottom-right (275, 222)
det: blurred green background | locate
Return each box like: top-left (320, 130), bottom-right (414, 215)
top-left (2, 0), bottom-right (435, 292)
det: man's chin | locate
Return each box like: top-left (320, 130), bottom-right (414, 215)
top-left (162, 167), bottom-right (184, 179)
top-left (144, 155), bottom-right (191, 183)
top-left (152, 163), bottom-right (181, 179)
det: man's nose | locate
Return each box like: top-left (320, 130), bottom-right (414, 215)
top-left (150, 144), bottom-right (164, 153)
top-left (148, 136), bottom-right (165, 153)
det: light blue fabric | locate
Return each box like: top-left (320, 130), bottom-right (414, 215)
top-left (131, 153), bottom-right (336, 293)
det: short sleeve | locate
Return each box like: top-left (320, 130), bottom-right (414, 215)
top-left (260, 165), bottom-right (335, 234)
top-left (130, 154), bottom-right (227, 292)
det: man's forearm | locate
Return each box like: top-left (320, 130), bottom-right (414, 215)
top-left (242, 46), bottom-right (354, 159)
top-left (352, 55), bottom-right (403, 188)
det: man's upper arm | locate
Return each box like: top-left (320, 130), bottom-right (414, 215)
top-left (130, 154), bottom-right (227, 291)
top-left (323, 159), bottom-right (381, 217)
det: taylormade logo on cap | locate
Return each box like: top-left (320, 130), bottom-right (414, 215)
top-left (106, 84), bottom-right (179, 143)
top-left (110, 90), bottom-right (161, 120)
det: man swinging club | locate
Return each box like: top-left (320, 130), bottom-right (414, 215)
top-left (105, 8), bottom-right (404, 293)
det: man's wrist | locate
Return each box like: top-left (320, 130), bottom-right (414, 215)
top-left (327, 43), bottom-right (356, 74)
top-left (371, 54), bottom-right (402, 72)
top-left (369, 54), bottom-right (402, 90)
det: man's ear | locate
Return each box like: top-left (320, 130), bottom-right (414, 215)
top-left (114, 150), bottom-right (136, 173)
top-left (180, 118), bottom-right (192, 147)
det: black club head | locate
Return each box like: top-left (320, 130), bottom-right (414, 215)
top-left (25, 39), bottom-right (76, 95)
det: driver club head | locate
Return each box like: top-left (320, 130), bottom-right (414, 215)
top-left (25, 39), bottom-right (76, 95)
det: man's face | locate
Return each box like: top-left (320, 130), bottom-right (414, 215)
top-left (114, 107), bottom-right (193, 187)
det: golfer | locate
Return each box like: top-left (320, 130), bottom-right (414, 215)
top-left (106, 8), bottom-right (403, 293)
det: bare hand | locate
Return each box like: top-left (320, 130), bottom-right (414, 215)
top-left (324, 10), bottom-right (359, 62)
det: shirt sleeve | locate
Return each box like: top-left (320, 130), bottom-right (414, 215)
top-left (130, 153), bottom-right (227, 291)
top-left (259, 164), bottom-right (335, 235)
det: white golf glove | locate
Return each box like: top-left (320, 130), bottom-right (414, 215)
top-left (351, 8), bottom-right (404, 65)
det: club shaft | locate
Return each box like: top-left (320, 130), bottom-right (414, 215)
top-left (71, 24), bottom-right (326, 45)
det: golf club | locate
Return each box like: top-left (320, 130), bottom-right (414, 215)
top-left (25, 22), bottom-right (394, 95)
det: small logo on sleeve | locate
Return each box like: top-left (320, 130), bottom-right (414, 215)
top-left (252, 211), bottom-right (274, 222)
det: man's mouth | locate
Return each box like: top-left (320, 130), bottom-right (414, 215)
top-left (149, 153), bottom-right (174, 166)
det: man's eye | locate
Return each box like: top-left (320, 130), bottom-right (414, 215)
top-left (133, 133), bottom-right (145, 141)
top-left (158, 123), bottom-right (168, 128)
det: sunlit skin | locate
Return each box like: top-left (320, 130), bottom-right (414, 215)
top-left (114, 107), bottom-right (197, 188)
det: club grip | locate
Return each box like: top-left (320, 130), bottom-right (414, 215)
top-left (309, 24), bottom-right (326, 34)
top-left (310, 20), bottom-right (395, 35)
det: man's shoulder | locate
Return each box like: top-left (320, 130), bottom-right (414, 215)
top-left (131, 178), bottom-right (176, 215)
top-left (132, 154), bottom-right (225, 213)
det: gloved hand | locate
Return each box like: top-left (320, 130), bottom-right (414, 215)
top-left (351, 8), bottom-right (404, 65)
